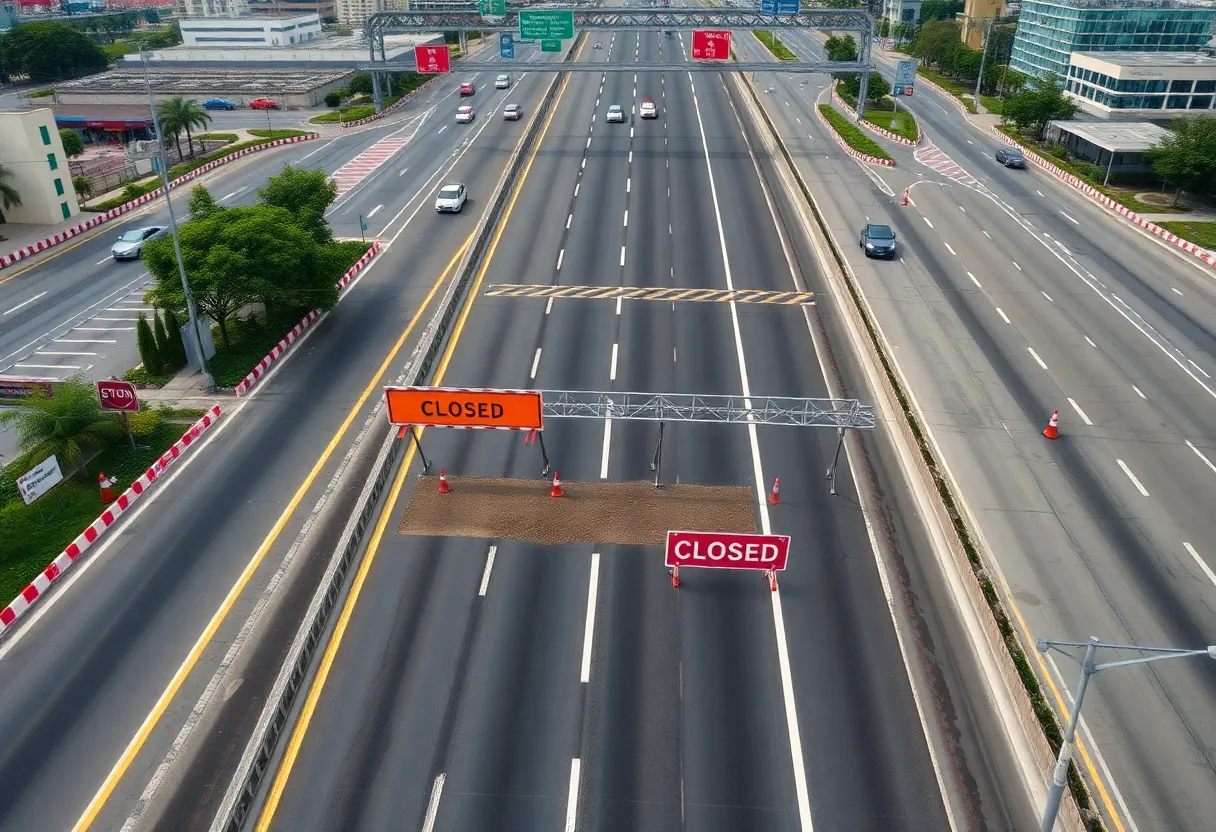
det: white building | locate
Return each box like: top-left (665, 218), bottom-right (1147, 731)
top-left (1066, 50), bottom-right (1216, 118)
top-left (176, 0), bottom-right (250, 18)
top-left (0, 109), bottom-right (81, 226)
top-left (336, 0), bottom-right (386, 27)
top-left (180, 13), bottom-right (323, 47)
top-left (883, 0), bottom-right (924, 24)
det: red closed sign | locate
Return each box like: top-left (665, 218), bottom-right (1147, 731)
top-left (97, 379), bottom-right (140, 412)
top-left (665, 530), bottom-right (789, 571)
top-left (414, 45), bottom-right (451, 74)
top-left (691, 30), bottom-right (731, 62)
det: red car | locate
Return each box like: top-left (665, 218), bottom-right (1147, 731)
top-left (249, 98), bottom-right (279, 110)
top-left (459, 81), bottom-right (475, 96)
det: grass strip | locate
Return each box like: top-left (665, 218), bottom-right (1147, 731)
top-left (752, 30), bottom-right (797, 61)
top-left (818, 104), bottom-right (892, 161)
top-left (195, 132), bottom-right (238, 143)
top-left (1155, 220), bottom-right (1216, 250)
top-left (916, 66), bottom-right (978, 113)
top-left (310, 105), bottom-right (375, 124)
top-left (245, 128), bottom-right (310, 139)
top-left (837, 86), bottom-right (919, 142)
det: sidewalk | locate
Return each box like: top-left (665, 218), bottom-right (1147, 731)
top-left (137, 366), bottom-right (231, 410)
top-left (0, 211), bottom-right (104, 255)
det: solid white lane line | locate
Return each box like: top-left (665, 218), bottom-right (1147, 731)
top-left (688, 72), bottom-right (814, 832)
top-left (399, 167), bottom-right (409, 176)
top-left (545, 297), bottom-right (554, 315)
top-left (1133, 385), bottom-right (1146, 399)
top-left (1013, 261), bottom-right (1021, 271)
top-left (530, 348), bottom-right (542, 379)
top-left (1185, 440), bottom-right (1216, 476)
top-left (924, 217), bottom-right (934, 228)
top-left (600, 417), bottom-right (612, 479)
top-left (478, 547), bottom-right (497, 597)
top-left (1028, 347), bottom-right (1048, 370)
top-left (1067, 397), bottom-right (1093, 426)
top-left (1171, 287), bottom-right (1183, 296)
top-left (557, 249), bottom-right (565, 270)
top-left (1188, 359), bottom-right (1210, 379)
top-left (580, 553), bottom-right (599, 682)
top-left (566, 214), bottom-right (572, 229)
top-left (1042, 291), bottom-right (1054, 303)
top-left (1183, 543), bottom-right (1216, 589)
top-left (996, 308), bottom-right (1011, 324)
top-left (1060, 210), bottom-right (1080, 225)
top-left (610, 343), bottom-right (618, 380)
top-left (619, 246), bottom-right (626, 267)
top-left (1085, 336), bottom-right (1097, 348)
top-left (421, 774), bottom-right (446, 832)
top-left (3, 292), bottom-right (47, 315)
top-left (1116, 459), bottom-right (1150, 496)
top-left (967, 272), bottom-right (981, 288)
top-left (944, 242), bottom-right (956, 256)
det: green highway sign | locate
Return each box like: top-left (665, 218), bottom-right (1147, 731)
top-left (478, 0), bottom-right (505, 15)
top-left (520, 9), bottom-right (575, 40)
top-left (541, 38), bottom-right (563, 52)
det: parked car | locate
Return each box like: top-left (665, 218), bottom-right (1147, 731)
top-left (859, 223), bottom-right (897, 259)
top-left (249, 98), bottom-right (279, 110)
top-left (459, 81), bottom-right (475, 96)
top-left (503, 103), bottom-right (522, 121)
top-left (456, 104), bottom-right (475, 123)
top-left (435, 182), bottom-right (467, 213)
top-left (606, 104), bottom-right (625, 123)
top-left (202, 98), bottom-right (235, 111)
top-left (496, 74), bottom-right (511, 89)
top-left (995, 147), bottom-right (1026, 168)
top-left (111, 226), bottom-right (167, 260)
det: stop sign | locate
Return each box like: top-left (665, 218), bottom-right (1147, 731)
top-left (691, 30), bottom-right (731, 62)
top-left (97, 379), bottom-right (140, 412)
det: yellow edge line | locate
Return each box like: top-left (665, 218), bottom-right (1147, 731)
top-left (253, 58), bottom-right (579, 832)
top-left (70, 235), bottom-right (471, 832)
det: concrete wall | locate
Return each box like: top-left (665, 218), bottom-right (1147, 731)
top-left (0, 108), bottom-right (81, 225)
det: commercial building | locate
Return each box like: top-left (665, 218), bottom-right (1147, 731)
top-left (1044, 119), bottom-right (1173, 182)
top-left (176, 0), bottom-right (249, 17)
top-left (248, 0), bottom-right (336, 23)
top-left (180, 13), bottom-right (322, 47)
top-left (116, 31), bottom-right (439, 68)
top-left (335, 0), bottom-right (385, 26)
top-left (1010, 0), bottom-right (1216, 79)
top-left (1066, 50), bottom-right (1216, 116)
top-left (0, 108), bottom-right (81, 225)
top-left (962, 0), bottom-right (1007, 49)
top-left (883, 0), bottom-right (924, 24)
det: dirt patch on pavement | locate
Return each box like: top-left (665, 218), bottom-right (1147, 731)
top-left (398, 476), bottom-right (757, 546)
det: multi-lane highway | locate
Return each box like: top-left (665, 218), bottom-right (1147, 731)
top-left (740, 23), bottom-right (1216, 832)
top-left (246, 25), bottom-right (966, 832)
top-left (0, 42), bottom-right (570, 832)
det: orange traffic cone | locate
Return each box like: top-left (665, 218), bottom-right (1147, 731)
top-left (769, 477), bottom-right (781, 505)
top-left (1043, 410), bottom-right (1060, 440)
top-left (99, 472), bottom-right (115, 503)
top-left (550, 471), bottom-right (564, 498)
top-left (438, 469), bottom-right (450, 493)
top-left (901, 187), bottom-right (910, 206)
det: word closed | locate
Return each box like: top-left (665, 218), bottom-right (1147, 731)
top-left (665, 530), bottom-right (790, 571)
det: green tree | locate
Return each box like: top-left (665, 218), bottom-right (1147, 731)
top-left (1144, 117), bottom-right (1216, 206)
top-left (0, 163), bottom-right (21, 215)
top-left (163, 308), bottom-right (188, 366)
top-left (919, 0), bottom-right (963, 21)
top-left (0, 22), bottom-right (108, 82)
top-left (1000, 72), bottom-right (1077, 139)
top-left (59, 128), bottom-right (84, 158)
top-left (824, 34), bottom-right (858, 62)
top-left (348, 72), bottom-right (373, 95)
top-left (187, 184), bottom-right (222, 219)
top-left (839, 71), bottom-right (891, 102)
top-left (157, 96), bottom-right (211, 159)
top-left (153, 311), bottom-right (174, 369)
top-left (136, 311), bottom-right (163, 375)
top-left (72, 176), bottom-right (93, 200)
top-left (257, 164), bottom-right (338, 244)
top-left (0, 376), bottom-right (124, 472)
top-left (911, 19), bottom-right (961, 67)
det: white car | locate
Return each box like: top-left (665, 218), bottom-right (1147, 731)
top-left (435, 183), bottom-right (467, 213)
top-left (456, 104), bottom-right (475, 123)
top-left (110, 226), bottom-right (167, 260)
top-left (606, 104), bottom-right (625, 123)
top-left (640, 99), bottom-right (657, 119)
top-left (496, 74), bottom-right (511, 89)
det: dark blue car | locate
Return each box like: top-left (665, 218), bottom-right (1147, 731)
top-left (202, 98), bottom-right (235, 111)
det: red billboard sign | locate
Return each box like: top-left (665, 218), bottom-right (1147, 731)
top-left (414, 45), bottom-right (451, 74)
top-left (97, 379), bottom-right (140, 412)
top-left (665, 530), bottom-right (790, 571)
top-left (691, 30), bottom-right (731, 62)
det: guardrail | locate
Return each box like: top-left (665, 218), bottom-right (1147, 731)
top-left (207, 38), bottom-right (580, 832)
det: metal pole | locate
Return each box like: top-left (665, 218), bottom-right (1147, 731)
top-left (370, 28), bottom-right (383, 113)
top-left (1103, 150), bottom-right (1115, 187)
top-left (536, 430), bottom-right (551, 476)
top-left (974, 16), bottom-right (993, 111)
top-left (651, 420), bottom-right (665, 487)
top-left (1040, 638), bottom-right (1096, 832)
top-left (409, 426), bottom-right (431, 472)
top-left (140, 51), bottom-right (214, 390)
top-left (826, 427), bottom-right (844, 495)
top-left (856, 19), bottom-right (872, 121)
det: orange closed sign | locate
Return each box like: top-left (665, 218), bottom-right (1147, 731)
top-left (384, 386), bottom-right (544, 430)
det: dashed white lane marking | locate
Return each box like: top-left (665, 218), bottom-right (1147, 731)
top-left (3, 292), bottom-right (46, 315)
top-left (580, 552), bottom-right (600, 682)
top-left (95, 257), bottom-right (111, 266)
top-left (1183, 542), bottom-right (1216, 589)
top-left (968, 272), bottom-right (981, 287)
top-left (982, 230), bottom-right (992, 239)
top-left (1042, 291), bottom-right (1054, 303)
top-left (615, 297), bottom-right (622, 315)
top-left (1085, 336), bottom-right (1097, 348)
top-left (1013, 261), bottom-right (1022, 271)
top-left (944, 242), bottom-right (956, 256)
top-left (545, 297), bottom-right (554, 315)
top-left (609, 342), bottom-right (618, 380)
top-left (1067, 397), bottom-right (1093, 426)
top-left (1186, 440), bottom-right (1216, 476)
top-left (367, 204), bottom-right (383, 218)
top-left (623, 210), bottom-right (628, 228)
top-left (996, 308), bottom-right (1010, 324)
top-left (959, 205), bottom-right (966, 213)
top-left (566, 214), bottom-right (572, 229)
top-left (564, 760), bottom-right (581, 832)
top-left (1028, 347), bottom-right (1048, 370)
top-left (574, 183), bottom-right (580, 196)
top-left (478, 546), bottom-right (497, 597)
top-left (557, 249), bottom-right (565, 270)
top-left (1116, 459), bottom-right (1150, 496)
top-left (924, 217), bottom-right (934, 228)
top-left (619, 246), bottom-right (626, 267)
top-left (399, 167), bottom-right (409, 176)
top-left (1036, 189), bottom-right (1044, 197)
top-left (1060, 211), bottom-right (1080, 225)
top-left (626, 177), bottom-right (631, 192)
top-left (530, 348), bottom-right (542, 380)
top-left (1132, 385), bottom-right (1146, 399)
top-left (1171, 287), bottom-right (1183, 296)
top-left (421, 774), bottom-right (446, 832)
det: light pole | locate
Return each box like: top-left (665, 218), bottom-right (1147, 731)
top-left (1036, 636), bottom-right (1216, 832)
top-left (139, 50), bottom-right (215, 390)
top-left (974, 15), bottom-right (994, 111)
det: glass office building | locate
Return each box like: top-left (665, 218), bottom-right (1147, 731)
top-left (1010, 0), bottom-right (1216, 79)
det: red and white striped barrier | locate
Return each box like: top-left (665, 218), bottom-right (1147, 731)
top-left (339, 77), bottom-right (441, 129)
top-left (0, 135), bottom-right (319, 272)
top-left (832, 85), bottom-right (920, 146)
top-left (817, 106), bottom-right (895, 168)
top-left (0, 405), bottom-right (223, 636)
top-left (988, 126), bottom-right (1216, 270)
top-left (233, 243), bottom-right (381, 396)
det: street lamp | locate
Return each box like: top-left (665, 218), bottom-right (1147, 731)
top-left (138, 50), bottom-right (214, 390)
top-left (1035, 636), bottom-right (1216, 832)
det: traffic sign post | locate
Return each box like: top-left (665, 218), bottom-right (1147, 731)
top-left (97, 379), bottom-right (139, 447)
top-left (414, 44), bottom-right (451, 75)
top-left (541, 38), bottom-right (562, 52)
top-left (665, 530), bottom-right (790, 590)
top-left (478, 0), bottom-right (505, 16)
top-left (499, 32), bottom-right (514, 59)
top-left (776, 0), bottom-right (799, 13)
top-left (895, 58), bottom-right (917, 92)
top-left (691, 29), bottom-right (730, 61)
top-left (519, 9), bottom-right (575, 40)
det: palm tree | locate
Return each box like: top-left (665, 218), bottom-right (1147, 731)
top-left (157, 96), bottom-right (211, 160)
top-left (0, 163), bottom-right (21, 220)
top-left (0, 376), bottom-right (125, 473)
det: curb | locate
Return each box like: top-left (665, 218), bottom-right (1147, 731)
top-left (0, 135), bottom-right (319, 271)
top-left (916, 72), bottom-right (974, 116)
top-left (0, 405), bottom-right (224, 637)
top-left (989, 126), bottom-right (1216, 270)
top-left (832, 85), bottom-right (920, 146)
top-left (232, 243), bottom-right (380, 397)
top-left (816, 105), bottom-right (895, 167)
top-left (339, 77), bottom-right (441, 129)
